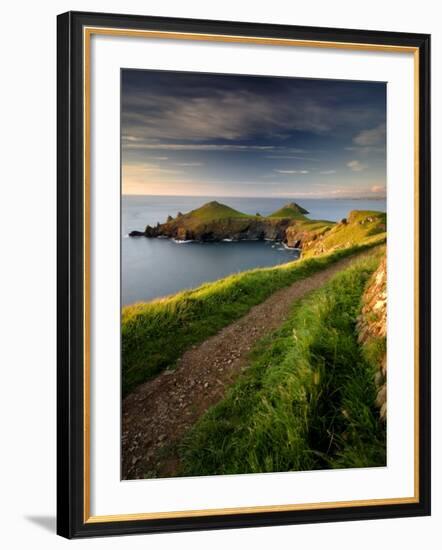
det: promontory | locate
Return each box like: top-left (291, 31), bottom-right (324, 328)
top-left (129, 200), bottom-right (386, 256)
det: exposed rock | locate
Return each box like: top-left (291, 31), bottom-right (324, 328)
top-left (357, 256), bottom-right (387, 421)
top-left (357, 256), bottom-right (387, 344)
top-left (176, 227), bottom-right (190, 241)
top-left (128, 230), bottom-right (145, 237)
top-left (285, 223), bottom-right (330, 249)
top-left (142, 216), bottom-right (293, 243)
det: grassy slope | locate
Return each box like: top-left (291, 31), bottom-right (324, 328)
top-left (268, 202), bottom-right (309, 219)
top-left (164, 203), bottom-right (385, 255)
top-left (122, 240), bottom-right (384, 396)
top-left (303, 210), bottom-right (386, 257)
top-left (182, 201), bottom-right (251, 222)
top-left (167, 201), bottom-right (257, 234)
top-left (183, 201), bottom-right (308, 222)
top-left (179, 249), bottom-right (386, 476)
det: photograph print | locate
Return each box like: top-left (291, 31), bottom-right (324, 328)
top-left (121, 69), bottom-right (387, 481)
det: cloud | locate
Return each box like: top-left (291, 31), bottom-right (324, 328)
top-left (122, 79), bottom-right (384, 148)
top-left (122, 162), bottom-right (182, 179)
top-left (121, 72), bottom-right (386, 197)
top-left (122, 88), bottom-right (339, 144)
top-left (174, 162), bottom-right (203, 167)
top-left (124, 143), bottom-right (278, 152)
top-left (347, 160), bottom-right (367, 172)
top-left (353, 123), bottom-right (386, 146)
top-left (265, 154), bottom-right (318, 161)
top-left (345, 146), bottom-right (384, 154)
top-left (371, 184), bottom-right (385, 193)
top-left (122, 135), bottom-right (141, 142)
top-left (122, 162), bottom-right (186, 194)
top-left (274, 169), bottom-right (309, 174)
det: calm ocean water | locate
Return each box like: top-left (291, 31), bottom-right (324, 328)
top-left (122, 195), bottom-right (386, 306)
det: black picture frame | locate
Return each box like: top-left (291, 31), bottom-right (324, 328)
top-left (57, 10), bottom-right (431, 539)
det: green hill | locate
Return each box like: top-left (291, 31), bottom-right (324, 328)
top-left (269, 202), bottom-right (309, 219)
top-left (181, 201), bottom-right (250, 222)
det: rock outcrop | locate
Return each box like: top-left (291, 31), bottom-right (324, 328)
top-left (285, 223), bottom-right (331, 249)
top-left (357, 256), bottom-right (387, 421)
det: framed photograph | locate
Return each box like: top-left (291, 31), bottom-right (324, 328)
top-left (57, 11), bottom-right (431, 538)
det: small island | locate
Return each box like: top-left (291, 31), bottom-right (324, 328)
top-left (129, 200), bottom-right (386, 257)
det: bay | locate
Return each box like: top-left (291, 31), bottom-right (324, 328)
top-left (122, 195), bottom-right (386, 306)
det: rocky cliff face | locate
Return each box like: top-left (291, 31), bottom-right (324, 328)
top-left (142, 217), bottom-right (293, 242)
top-left (357, 256), bottom-right (387, 421)
top-left (285, 223), bottom-right (332, 250)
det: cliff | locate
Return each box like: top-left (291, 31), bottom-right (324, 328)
top-left (134, 201), bottom-right (317, 243)
top-left (129, 200), bottom-right (386, 254)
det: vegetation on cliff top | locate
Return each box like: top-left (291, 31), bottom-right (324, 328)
top-left (268, 202), bottom-right (309, 219)
top-left (180, 201), bottom-right (250, 222)
top-left (301, 210), bottom-right (386, 257)
top-left (137, 200), bottom-right (386, 255)
top-left (122, 240), bottom-right (384, 396)
top-left (179, 249), bottom-right (386, 476)
top-left (176, 200), bottom-right (309, 222)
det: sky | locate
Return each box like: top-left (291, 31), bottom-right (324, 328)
top-left (121, 69), bottom-right (386, 199)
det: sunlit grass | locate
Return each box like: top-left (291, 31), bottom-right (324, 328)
top-left (303, 211), bottom-right (386, 258)
top-left (122, 239), bottom-right (385, 396)
top-left (179, 248), bottom-right (386, 476)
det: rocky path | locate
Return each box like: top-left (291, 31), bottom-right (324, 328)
top-left (122, 250), bottom-right (373, 480)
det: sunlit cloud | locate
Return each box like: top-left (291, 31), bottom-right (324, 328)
top-left (265, 154), bottom-right (318, 161)
top-left (174, 162), bottom-right (204, 167)
top-left (122, 162), bottom-right (184, 194)
top-left (347, 160), bottom-right (367, 172)
top-left (274, 169), bottom-right (309, 174)
top-left (371, 184), bottom-right (386, 194)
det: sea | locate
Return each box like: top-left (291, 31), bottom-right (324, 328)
top-left (122, 195), bottom-right (386, 306)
